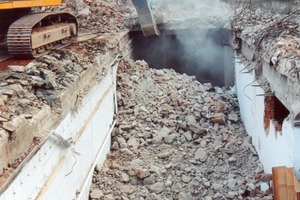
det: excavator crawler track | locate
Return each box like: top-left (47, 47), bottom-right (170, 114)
top-left (7, 12), bottom-right (77, 58)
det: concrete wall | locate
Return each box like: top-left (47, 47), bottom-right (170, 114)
top-left (235, 58), bottom-right (300, 175)
top-left (0, 64), bottom-right (117, 200)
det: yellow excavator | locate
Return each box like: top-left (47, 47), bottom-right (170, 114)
top-left (0, 0), bottom-right (77, 58)
top-left (0, 0), bottom-right (159, 58)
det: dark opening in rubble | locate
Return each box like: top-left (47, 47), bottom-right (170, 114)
top-left (264, 96), bottom-right (289, 132)
top-left (129, 29), bottom-right (235, 87)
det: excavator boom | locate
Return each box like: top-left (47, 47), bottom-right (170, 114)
top-left (132, 0), bottom-right (160, 36)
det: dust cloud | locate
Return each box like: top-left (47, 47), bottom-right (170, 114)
top-left (154, 0), bottom-right (233, 86)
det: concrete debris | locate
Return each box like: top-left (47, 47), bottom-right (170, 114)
top-left (90, 59), bottom-right (273, 199)
top-left (136, 168), bottom-right (151, 179)
top-left (2, 122), bottom-right (16, 132)
top-left (90, 189), bottom-right (104, 199)
top-left (231, 2), bottom-right (300, 82)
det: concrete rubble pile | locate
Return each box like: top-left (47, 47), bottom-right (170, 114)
top-left (0, 49), bottom-right (96, 182)
top-left (90, 59), bottom-right (273, 199)
top-left (59, 0), bottom-right (132, 33)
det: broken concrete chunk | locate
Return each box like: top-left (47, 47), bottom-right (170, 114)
top-left (0, 116), bottom-right (8, 122)
top-left (183, 132), bottom-right (192, 142)
top-left (8, 65), bottom-right (25, 73)
top-left (29, 76), bottom-right (46, 87)
top-left (119, 125), bottom-right (131, 131)
top-left (149, 182), bottom-right (164, 194)
top-left (181, 174), bottom-right (191, 183)
top-left (158, 151), bottom-right (171, 159)
top-left (228, 113), bottom-right (238, 122)
top-left (127, 138), bottom-right (139, 149)
top-left (90, 189), bottom-right (103, 199)
top-left (194, 148), bottom-right (207, 162)
top-left (2, 89), bottom-right (15, 97)
top-left (117, 136), bottom-right (127, 148)
top-left (143, 175), bottom-right (156, 185)
top-left (210, 113), bottom-right (226, 125)
top-left (136, 168), bottom-right (151, 179)
top-left (111, 141), bottom-right (119, 150)
top-left (2, 122), bottom-right (16, 132)
top-left (188, 123), bottom-right (207, 135)
top-left (185, 115), bottom-right (196, 125)
top-left (119, 172), bottom-right (130, 183)
top-left (164, 134), bottom-right (177, 144)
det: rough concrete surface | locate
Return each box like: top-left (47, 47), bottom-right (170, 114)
top-left (231, 1), bottom-right (300, 123)
top-left (0, 0), bottom-right (291, 198)
top-left (151, 0), bottom-right (233, 29)
top-left (0, 0), bottom-right (128, 187)
top-left (89, 59), bottom-right (273, 199)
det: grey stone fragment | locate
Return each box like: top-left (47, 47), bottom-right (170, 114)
top-left (227, 179), bottom-right (237, 189)
top-left (152, 135), bottom-right (163, 144)
top-left (194, 148), bottom-right (207, 162)
top-left (120, 172), bottom-right (130, 183)
top-left (212, 183), bottom-right (223, 191)
top-left (225, 192), bottom-right (236, 199)
top-left (136, 168), bottom-right (151, 179)
top-left (183, 132), bottom-right (192, 142)
top-left (228, 113), bottom-right (238, 122)
top-left (43, 71), bottom-right (57, 89)
top-left (2, 122), bottom-right (16, 132)
top-left (178, 192), bottom-right (194, 200)
top-left (149, 182), bottom-right (164, 194)
top-left (119, 125), bottom-right (131, 131)
top-left (185, 115), bottom-right (196, 124)
top-left (29, 76), bottom-right (45, 87)
top-left (164, 134), bottom-right (177, 144)
top-left (143, 175), bottom-right (156, 185)
top-left (127, 137), bottom-right (139, 149)
top-left (158, 151), bottom-right (171, 159)
top-left (182, 174), bottom-right (191, 183)
top-left (0, 116), bottom-right (8, 122)
top-left (111, 141), bottom-right (119, 150)
top-left (90, 189), bottom-right (103, 199)
top-left (104, 195), bottom-right (114, 200)
top-left (188, 123), bottom-right (207, 135)
top-left (228, 156), bottom-right (237, 162)
top-left (165, 175), bottom-right (173, 187)
top-left (8, 65), bottom-right (25, 73)
top-left (117, 136), bottom-right (127, 148)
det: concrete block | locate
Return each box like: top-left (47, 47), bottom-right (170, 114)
top-left (59, 66), bottom-right (98, 118)
top-left (7, 116), bottom-right (31, 163)
top-left (0, 130), bottom-right (9, 174)
top-left (7, 105), bottom-right (58, 163)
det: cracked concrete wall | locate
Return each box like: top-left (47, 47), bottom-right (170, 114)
top-left (235, 58), bottom-right (300, 175)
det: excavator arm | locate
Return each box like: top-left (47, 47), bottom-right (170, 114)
top-left (132, 0), bottom-right (160, 36)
